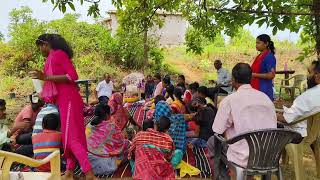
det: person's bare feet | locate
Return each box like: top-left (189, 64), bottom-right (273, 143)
top-left (63, 170), bottom-right (74, 180)
top-left (85, 171), bottom-right (97, 180)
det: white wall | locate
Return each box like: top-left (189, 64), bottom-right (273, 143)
top-left (108, 13), bottom-right (188, 46)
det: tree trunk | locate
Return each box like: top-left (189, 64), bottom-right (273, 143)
top-left (313, 0), bottom-right (320, 60)
top-left (142, 0), bottom-right (149, 69)
top-left (143, 26), bottom-right (149, 67)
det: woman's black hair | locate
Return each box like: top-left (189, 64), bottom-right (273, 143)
top-left (154, 73), bottom-right (162, 81)
top-left (142, 120), bottom-right (154, 131)
top-left (36, 33), bottom-right (74, 58)
top-left (197, 86), bottom-right (208, 97)
top-left (91, 103), bottom-right (111, 125)
top-left (189, 82), bottom-right (200, 92)
top-left (156, 116), bottom-right (171, 133)
top-left (154, 95), bottom-right (166, 105)
top-left (162, 76), bottom-right (171, 85)
top-left (166, 84), bottom-right (175, 101)
top-left (178, 75), bottom-right (185, 81)
top-left (174, 87), bottom-right (185, 105)
top-left (257, 34), bottom-right (275, 54)
top-left (0, 99), bottom-right (5, 107)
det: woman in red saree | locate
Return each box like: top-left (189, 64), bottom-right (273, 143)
top-left (108, 93), bottom-right (129, 130)
top-left (128, 116), bottom-right (175, 180)
top-left (251, 34), bottom-right (277, 101)
top-left (31, 34), bottom-right (95, 179)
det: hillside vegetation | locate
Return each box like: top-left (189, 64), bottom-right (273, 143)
top-left (0, 7), bottom-right (316, 100)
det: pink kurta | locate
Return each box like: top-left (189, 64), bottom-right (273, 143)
top-left (42, 50), bottom-right (91, 173)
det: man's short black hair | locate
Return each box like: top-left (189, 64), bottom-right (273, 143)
top-left (0, 99), bottom-right (6, 107)
top-left (43, 113), bottom-right (60, 130)
top-left (232, 63), bottom-right (252, 84)
top-left (214, 59), bottom-right (222, 65)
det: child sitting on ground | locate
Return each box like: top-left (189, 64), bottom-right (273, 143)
top-left (32, 113), bottom-right (62, 172)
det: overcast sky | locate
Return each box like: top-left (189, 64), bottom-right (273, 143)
top-left (0, 0), bottom-right (299, 41)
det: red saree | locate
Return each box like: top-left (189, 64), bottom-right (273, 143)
top-left (133, 145), bottom-right (175, 180)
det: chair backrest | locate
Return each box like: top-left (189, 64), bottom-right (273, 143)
top-left (293, 75), bottom-right (306, 87)
top-left (0, 150), bottom-right (61, 180)
top-left (227, 129), bottom-right (301, 170)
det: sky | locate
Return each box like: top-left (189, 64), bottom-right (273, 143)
top-left (0, 0), bottom-right (299, 41)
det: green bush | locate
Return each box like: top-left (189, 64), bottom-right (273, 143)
top-left (185, 27), bottom-right (206, 55)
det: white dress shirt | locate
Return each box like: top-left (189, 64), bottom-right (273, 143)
top-left (96, 80), bottom-right (114, 98)
top-left (283, 84), bottom-right (320, 137)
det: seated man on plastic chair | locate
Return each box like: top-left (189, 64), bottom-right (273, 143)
top-left (277, 60), bottom-right (320, 138)
top-left (207, 60), bottom-right (232, 98)
top-left (207, 63), bottom-right (277, 180)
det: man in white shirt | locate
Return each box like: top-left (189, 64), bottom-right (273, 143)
top-left (277, 61), bottom-right (320, 137)
top-left (207, 60), bottom-right (232, 99)
top-left (95, 74), bottom-right (114, 104)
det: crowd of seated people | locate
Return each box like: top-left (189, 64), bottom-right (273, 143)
top-left (0, 59), bottom-right (319, 180)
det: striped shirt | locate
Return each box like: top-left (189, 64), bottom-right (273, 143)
top-left (32, 130), bottom-right (62, 171)
top-left (32, 104), bottom-right (59, 136)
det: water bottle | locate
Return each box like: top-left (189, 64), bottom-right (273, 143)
top-left (284, 61), bottom-right (288, 71)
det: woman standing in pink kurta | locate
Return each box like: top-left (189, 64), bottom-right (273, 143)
top-left (30, 34), bottom-right (95, 180)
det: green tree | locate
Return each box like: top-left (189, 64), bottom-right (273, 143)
top-left (7, 6), bottom-right (46, 75)
top-left (181, 0), bottom-right (320, 60)
top-left (41, 0), bottom-right (101, 17)
top-left (44, 0), bottom-right (181, 67)
top-left (3, 7), bottom-right (119, 77)
top-left (229, 28), bottom-right (255, 49)
top-left (185, 27), bottom-right (206, 55)
top-left (111, 0), bottom-right (181, 66)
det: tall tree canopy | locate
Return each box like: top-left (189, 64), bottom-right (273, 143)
top-left (45, 0), bottom-right (320, 61)
top-left (182, 0), bottom-right (320, 59)
top-left (111, 0), bottom-right (181, 65)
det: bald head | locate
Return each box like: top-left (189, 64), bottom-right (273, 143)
top-left (214, 59), bottom-right (222, 70)
top-left (104, 74), bottom-right (111, 83)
